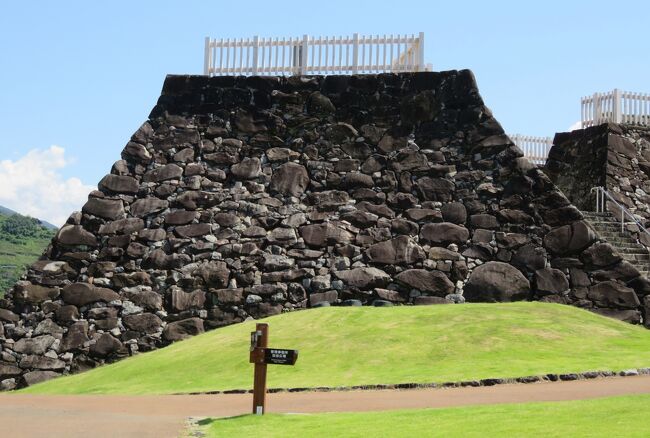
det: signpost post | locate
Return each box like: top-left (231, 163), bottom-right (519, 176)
top-left (249, 323), bottom-right (298, 415)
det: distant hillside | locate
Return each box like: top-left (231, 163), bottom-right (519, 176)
top-left (0, 212), bottom-right (55, 295)
top-left (0, 205), bottom-right (17, 216)
top-left (0, 205), bottom-right (58, 230)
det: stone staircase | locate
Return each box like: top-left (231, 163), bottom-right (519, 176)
top-left (582, 211), bottom-right (650, 278)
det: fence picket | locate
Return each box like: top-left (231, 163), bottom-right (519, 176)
top-left (204, 33), bottom-right (428, 76)
top-left (510, 134), bottom-right (553, 166)
top-left (582, 89), bottom-right (650, 127)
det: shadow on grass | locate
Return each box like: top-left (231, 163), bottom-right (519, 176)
top-left (197, 414), bottom-right (251, 425)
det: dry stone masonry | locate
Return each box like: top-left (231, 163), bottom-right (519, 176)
top-left (546, 123), bottom-right (650, 324)
top-left (547, 124), bottom-right (650, 243)
top-left (0, 72), bottom-right (647, 389)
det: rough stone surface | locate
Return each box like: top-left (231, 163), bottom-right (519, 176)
top-left (0, 71), bottom-right (645, 390)
top-left (464, 262), bottom-right (531, 302)
top-left (395, 269), bottom-right (455, 296)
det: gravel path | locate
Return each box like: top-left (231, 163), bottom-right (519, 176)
top-left (3, 375), bottom-right (650, 438)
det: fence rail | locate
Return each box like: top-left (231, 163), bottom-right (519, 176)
top-left (204, 33), bottom-right (429, 76)
top-left (581, 89), bottom-right (650, 128)
top-left (510, 134), bottom-right (553, 165)
top-left (592, 186), bottom-right (650, 236)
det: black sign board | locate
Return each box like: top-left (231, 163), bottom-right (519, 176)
top-left (263, 348), bottom-right (299, 366)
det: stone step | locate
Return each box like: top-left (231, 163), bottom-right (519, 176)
top-left (622, 255), bottom-right (650, 262)
top-left (583, 212), bottom-right (650, 278)
top-left (619, 253), bottom-right (649, 259)
top-left (595, 232), bottom-right (636, 239)
top-left (590, 223), bottom-right (627, 228)
top-left (619, 250), bottom-right (649, 255)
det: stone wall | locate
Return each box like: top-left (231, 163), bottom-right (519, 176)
top-left (547, 124), bottom-right (650, 246)
top-left (0, 71), bottom-right (646, 390)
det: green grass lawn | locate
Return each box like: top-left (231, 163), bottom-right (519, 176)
top-left (197, 394), bottom-right (650, 438)
top-left (21, 302), bottom-right (650, 395)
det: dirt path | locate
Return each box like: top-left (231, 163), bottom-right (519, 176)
top-left (3, 375), bottom-right (650, 438)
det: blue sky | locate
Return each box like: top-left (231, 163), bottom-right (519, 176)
top-left (0, 0), bottom-right (649, 225)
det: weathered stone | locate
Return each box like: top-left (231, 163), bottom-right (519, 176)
top-left (60, 321), bottom-right (89, 352)
top-left (209, 288), bottom-right (244, 304)
top-left (98, 218), bottom-right (145, 235)
top-left (14, 336), bottom-right (56, 355)
top-left (441, 202), bottom-right (467, 224)
top-left (582, 243), bottom-right (622, 268)
top-left (307, 91), bottom-right (335, 114)
top-left (469, 214), bottom-right (499, 230)
top-left (464, 262), bottom-right (530, 302)
top-left (417, 177), bottom-right (455, 202)
top-left (143, 164), bottom-right (183, 182)
top-left (309, 291), bottom-right (338, 306)
top-left (23, 371), bottom-right (59, 386)
top-left (123, 313), bottom-right (162, 334)
top-left (163, 318), bottom-right (204, 342)
top-left (592, 308), bottom-right (641, 324)
top-left (588, 281), bottom-right (640, 309)
top-left (19, 355), bottom-right (66, 371)
top-left (61, 283), bottom-right (120, 306)
top-left (308, 191), bottom-right (350, 209)
top-left (165, 210), bottom-right (198, 225)
top-left (300, 223), bottom-right (354, 247)
top-left (543, 221), bottom-right (596, 255)
top-left (55, 305), bottom-right (79, 323)
top-left (56, 225), bottom-right (98, 246)
top-left (90, 333), bottom-right (124, 357)
top-left (213, 212), bottom-right (240, 227)
top-left (0, 309), bottom-right (18, 323)
top-left (534, 267), bottom-right (569, 295)
top-left (174, 223), bottom-right (212, 238)
top-left (175, 191), bottom-right (222, 210)
top-left (395, 269), bottom-right (454, 295)
top-left (121, 288), bottom-right (163, 311)
top-left (82, 198), bottom-right (124, 220)
top-left (512, 245), bottom-right (546, 271)
top-left (341, 172), bottom-right (374, 189)
top-left (34, 319), bottom-right (64, 338)
top-left (141, 249), bottom-right (191, 270)
top-left (366, 236), bottom-right (425, 264)
top-left (420, 223), bottom-right (469, 246)
top-left (270, 163), bottom-right (310, 197)
top-left (99, 174), bottom-right (139, 194)
top-left (170, 288), bottom-right (206, 312)
top-left (334, 268), bottom-right (391, 289)
top-left (325, 122), bottom-right (358, 143)
top-left (231, 157), bottom-right (262, 179)
top-left (0, 364), bottom-right (21, 380)
top-left (266, 147), bottom-right (300, 162)
top-left (14, 283), bottom-right (59, 304)
top-left (130, 197), bottom-right (169, 217)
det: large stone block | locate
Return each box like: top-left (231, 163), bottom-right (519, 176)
top-left (464, 262), bottom-right (530, 302)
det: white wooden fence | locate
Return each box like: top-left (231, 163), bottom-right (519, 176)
top-left (581, 89), bottom-right (650, 128)
top-left (203, 33), bottom-right (429, 76)
top-left (510, 134), bottom-right (554, 165)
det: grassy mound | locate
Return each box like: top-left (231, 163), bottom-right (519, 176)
top-left (198, 394), bottom-right (650, 438)
top-left (22, 302), bottom-right (650, 395)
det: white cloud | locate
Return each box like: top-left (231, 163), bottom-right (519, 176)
top-left (568, 121), bottom-right (582, 132)
top-left (0, 146), bottom-right (95, 227)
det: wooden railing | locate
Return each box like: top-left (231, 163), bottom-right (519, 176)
top-left (581, 89), bottom-right (650, 128)
top-left (510, 134), bottom-right (554, 166)
top-left (203, 33), bottom-right (429, 76)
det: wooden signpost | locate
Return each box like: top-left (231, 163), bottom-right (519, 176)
top-left (249, 323), bottom-right (298, 415)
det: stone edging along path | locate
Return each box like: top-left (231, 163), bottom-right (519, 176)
top-left (179, 367), bottom-right (650, 396)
